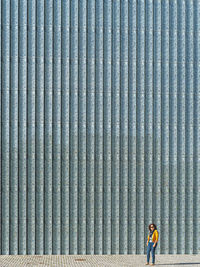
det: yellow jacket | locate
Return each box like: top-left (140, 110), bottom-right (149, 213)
top-left (147, 230), bottom-right (159, 243)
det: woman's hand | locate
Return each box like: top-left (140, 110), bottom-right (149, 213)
top-left (147, 241), bottom-right (149, 246)
top-left (153, 243), bottom-right (156, 248)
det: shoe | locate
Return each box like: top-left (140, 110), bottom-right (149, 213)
top-left (145, 263), bottom-right (149, 265)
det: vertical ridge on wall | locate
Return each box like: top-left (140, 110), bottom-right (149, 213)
top-left (52, 0), bottom-right (62, 254)
top-left (136, 0), bottom-right (145, 254)
top-left (1, 0), bottom-right (10, 255)
top-left (78, 0), bottom-right (87, 255)
top-left (111, 0), bottom-right (120, 255)
top-left (27, 0), bottom-right (36, 255)
top-left (128, 0), bottom-right (137, 255)
top-left (185, 0), bottom-right (194, 254)
top-left (10, 0), bottom-right (18, 255)
top-left (144, 0), bottom-right (153, 251)
top-left (94, 0), bottom-right (103, 254)
top-left (103, 0), bottom-right (112, 255)
top-left (153, 0), bottom-right (162, 255)
top-left (0, 0), bottom-right (200, 255)
top-left (193, 0), bottom-right (200, 254)
top-left (69, 0), bottom-right (78, 254)
top-left (61, 0), bottom-right (70, 255)
top-left (86, 0), bottom-right (95, 254)
top-left (35, 0), bottom-right (44, 254)
top-left (177, 0), bottom-right (186, 254)
top-left (44, 0), bottom-right (53, 255)
top-left (169, 0), bottom-right (178, 254)
top-left (161, 0), bottom-right (170, 254)
top-left (119, 0), bottom-right (129, 254)
top-left (18, 0), bottom-right (27, 255)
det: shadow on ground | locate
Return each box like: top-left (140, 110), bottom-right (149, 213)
top-left (156, 263), bottom-right (200, 266)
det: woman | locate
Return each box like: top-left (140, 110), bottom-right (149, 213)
top-left (146, 223), bottom-right (159, 266)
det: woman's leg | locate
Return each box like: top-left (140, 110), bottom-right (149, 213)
top-left (147, 243), bottom-right (151, 263)
top-left (151, 243), bottom-right (157, 264)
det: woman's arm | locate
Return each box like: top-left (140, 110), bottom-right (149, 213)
top-left (146, 235), bottom-right (149, 246)
top-left (153, 231), bottom-right (159, 247)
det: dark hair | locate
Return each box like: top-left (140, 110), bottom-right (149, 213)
top-left (148, 223), bottom-right (157, 231)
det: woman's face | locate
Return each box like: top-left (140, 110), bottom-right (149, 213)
top-left (150, 225), bottom-right (154, 230)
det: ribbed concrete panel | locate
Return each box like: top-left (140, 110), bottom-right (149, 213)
top-left (27, 0), bottom-right (36, 255)
top-left (0, 0), bottom-right (200, 255)
top-left (10, 0), bottom-right (19, 255)
top-left (2, 0), bottom-right (10, 255)
top-left (169, 0), bottom-right (178, 254)
top-left (177, 0), bottom-right (186, 254)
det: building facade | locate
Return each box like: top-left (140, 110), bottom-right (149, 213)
top-left (0, 0), bottom-right (199, 255)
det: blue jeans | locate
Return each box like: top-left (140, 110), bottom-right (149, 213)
top-left (147, 242), bottom-right (157, 264)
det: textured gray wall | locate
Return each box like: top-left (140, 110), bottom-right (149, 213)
top-left (0, 0), bottom-right (200, 255)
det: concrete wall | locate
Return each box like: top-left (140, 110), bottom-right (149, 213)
top-left (0, 0), bottom-right (199, 255)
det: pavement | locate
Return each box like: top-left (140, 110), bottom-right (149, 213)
top-left (0, 255), bottom-right (199, 267)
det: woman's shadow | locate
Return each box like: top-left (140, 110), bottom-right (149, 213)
top-left (156, 263), bottom-right (200, 266)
